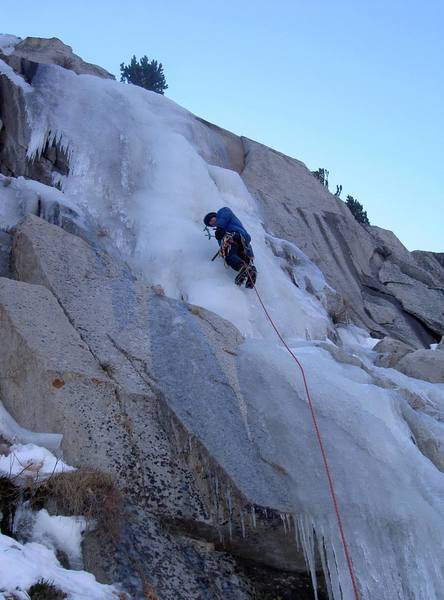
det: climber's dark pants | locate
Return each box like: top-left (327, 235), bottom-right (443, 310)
top-left (225, 236), bottom-right (254, 272)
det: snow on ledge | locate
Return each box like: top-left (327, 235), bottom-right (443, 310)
top-left (0, 34), bottom-right (22, 55)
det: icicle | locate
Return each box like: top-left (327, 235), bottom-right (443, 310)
top-left (228, 514), bottom-right (233, 542)
top-left (285, 513), bottom-right (292, 533)
top-left (323, 530), bottom-right (342, 600)
top-left (250, 505), bottom-right (256, 529)
top-left (298, 515), bottom-right (318, 600)
top-left (318, 534), bottom-right (334, 600)
top-left (280, 513), bottom-right (287, 534)
top-left (292, 515), bottom-right (301, 550)
top-left (240, 510), bottom-right (246, 539)
top-left (226, 486), bottom-right (232, 515)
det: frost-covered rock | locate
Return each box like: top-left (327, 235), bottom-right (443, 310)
top-left (0, 174), bottom-right (89, 235)
top-left (401, 404), bottom-right (444, 473)
top-left (396, 349), bottom-right (444, 383)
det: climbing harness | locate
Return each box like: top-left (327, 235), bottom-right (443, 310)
top-left (243, 266), bottom-right (361, 600)
top-left (219, 232), bottom-right (237, 261)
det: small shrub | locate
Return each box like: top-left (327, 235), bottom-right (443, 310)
top-left (31, 467), bottom-right (123, 539)
top-left (27, 579), bottom-right (67, 600)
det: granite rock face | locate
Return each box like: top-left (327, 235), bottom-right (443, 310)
top-left (5, 36), bottom-right (114, 80)
top-left (238, 137), bottom-right (444, 347)
top-left (6, 215), bottom-right (323, 597)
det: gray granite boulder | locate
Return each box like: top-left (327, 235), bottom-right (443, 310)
top-left (373, 337), bottom-right (415, 368)
top-left (412, 250), bottom-right (444, 287)
top-left (396, 349), bottom-right (444, 383)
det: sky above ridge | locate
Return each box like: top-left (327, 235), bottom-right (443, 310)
top-left (3, 0), bottom-right (443, 252)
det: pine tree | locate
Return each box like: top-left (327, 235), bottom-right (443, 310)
top-left (345, 195), bottom-right (370, 225)
top-left (311, 168), bottom-right (329, 188)
top-left (120, 55), bottom-right (168, 95)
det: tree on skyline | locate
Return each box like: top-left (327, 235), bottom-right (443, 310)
top-left (346, 195), bottom-right (370, 225)
top-left (120, 55), bottom-right (168, 94)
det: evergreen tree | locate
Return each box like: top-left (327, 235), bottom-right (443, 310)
top-left (311, 168), bottom-right (329, 188)
top-left (345, 195), bottom-right (370, 225)
top-left (120, 55), bottom-right (168, 94)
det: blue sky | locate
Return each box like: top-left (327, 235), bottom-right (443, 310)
top-left (3, 0), bottom-right (443, 251)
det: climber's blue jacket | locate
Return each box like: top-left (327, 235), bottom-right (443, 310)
top-left (215, 207), bottom-right (251, 245)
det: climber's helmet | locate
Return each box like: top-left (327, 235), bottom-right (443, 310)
top-left (203, 212), bottom-right (217, 227)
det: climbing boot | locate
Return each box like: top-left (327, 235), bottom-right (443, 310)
top-left (235, 265), bottom-right (248, 286)
top-left (245, 265), bottom-right (257, 288)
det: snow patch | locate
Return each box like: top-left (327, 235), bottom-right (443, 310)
top-left (0, 34), bottom-right (21, 55)
top-left (0, 444), bottom-right (73, 478)
top-left (0, 531), bottom-right (118, 599)
top-left (32, 510), bottom-right (86, 570)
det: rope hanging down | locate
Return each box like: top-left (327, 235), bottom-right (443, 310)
top-left (244, 267), bottom-right (361, 600)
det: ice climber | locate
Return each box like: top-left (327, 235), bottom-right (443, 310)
top-left (203, 207), bottom-right (257, 288)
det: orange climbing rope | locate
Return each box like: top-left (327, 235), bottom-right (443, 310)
top-left (244, 267), bottom-right (361, 600)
